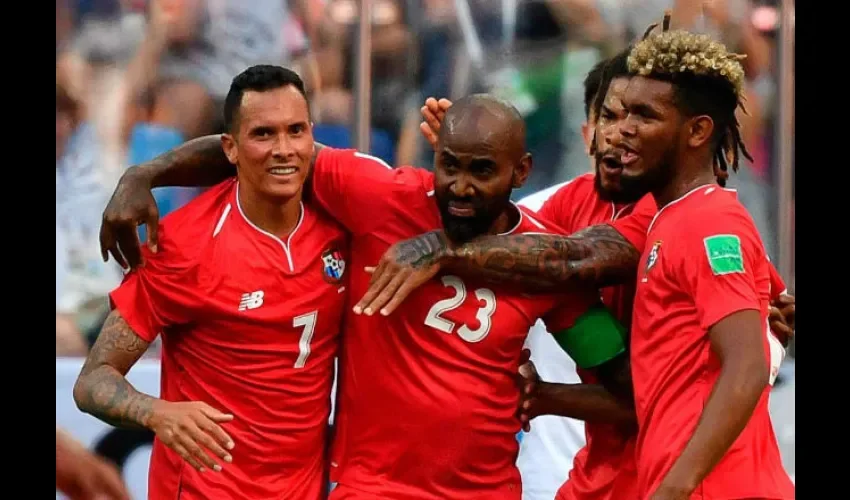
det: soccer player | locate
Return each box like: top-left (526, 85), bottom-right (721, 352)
top-left (95, 93), bottom-right (631, 499)
top-left (359, 17), bottom-right (795, 499)
top-left (414, 50), bottom-right (793, 500)
top-left (73, 66), bottom-right (349, 499)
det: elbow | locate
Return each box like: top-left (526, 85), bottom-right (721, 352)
top-left (727, 357), bottom-right (770, 401)
top-left (72, 375), bottom-right (91, 415)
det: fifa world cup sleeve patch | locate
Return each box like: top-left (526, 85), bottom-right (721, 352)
top-left (703, 234), bottom-right (745, 275)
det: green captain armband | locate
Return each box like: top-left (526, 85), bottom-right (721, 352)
top-left (552, 304), bottom-right (627, 369)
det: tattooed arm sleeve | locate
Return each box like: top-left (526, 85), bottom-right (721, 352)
top-left (124, 135), bottom-right (234, 189)
top-left (441, 224), bottom-right (641, 292)
top-left (73, 310), bottom-right (156, 429)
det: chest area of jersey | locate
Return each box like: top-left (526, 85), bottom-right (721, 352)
top-left (194, 234), bottom-right (348, 339)
top-left (400, 274), bottom-right (549, 346)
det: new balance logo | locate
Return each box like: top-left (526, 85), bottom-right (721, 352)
top-left (238, 291), bottom-right (265, 311)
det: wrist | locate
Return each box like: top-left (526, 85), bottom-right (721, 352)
top-left (123, 164), bottom-right (156, 190)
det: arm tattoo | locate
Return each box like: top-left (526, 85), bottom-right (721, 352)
top-left (444, 224), bottom-right (641, 291)
top-left (132, 134), bottom-right (235, 189)
top-left (73, 311), bottom-right (155, 429)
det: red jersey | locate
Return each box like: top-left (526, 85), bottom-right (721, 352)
top-left (532, 173), bottom-right (640, 500)
top-left (624, 185), bottom-right (794, 499)
top-left (109, 179), bottom-right (349, 500)
top-left (311, 148), bottom-right (604, 499)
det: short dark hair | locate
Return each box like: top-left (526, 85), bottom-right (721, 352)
top-left (583, 49), bottom-right (631, 121)
top-left (223, 65), bottom-right (309, 132)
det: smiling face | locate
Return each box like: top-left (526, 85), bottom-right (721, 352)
top-left (596, 76), bottom-right (685, 202)
top-left (221, 85), bottom-right (314, 201)
top-left (433, 98), bottom-right (530, 244)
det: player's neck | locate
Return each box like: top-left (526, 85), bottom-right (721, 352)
top-left (488, 203), bottom-right (521, 235)
top-left (237, 183), bottom-right (304, 239)
top-left (653, 160), bottom-right (716, 208)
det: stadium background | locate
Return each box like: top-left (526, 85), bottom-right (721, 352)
top-left (55, 0), bottom-right (796, 497)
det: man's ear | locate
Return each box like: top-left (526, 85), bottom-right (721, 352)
top-left (513, 153), bottom-right (533, 189)
top-left (221, 133), bottom-right (238, 165)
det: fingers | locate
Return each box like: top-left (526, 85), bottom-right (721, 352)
top-left (437, 98), bottom-right (453, 112)
top-left (379, 265), bottom-right (439, 316)
top-left (422, 107), bottom-right (443, 136)
top-left (419, 121), bottom-right (439, 149)
top-left (191, 421), bottom-right (233, 463)
top-left (169, 440), bottom-right (206, 472)
top-left (178, 427), bottom-right (223, 472)
top-left (354, 262), bottom-right (392, 315)
top-left (100, 225), bottom-right (128, 269)
top-left (362, 268), bottom-right (412, 316)
top-left (145, 208), bottom-right (160, 253)
top-left (116, 226), bottom-right (144, 269)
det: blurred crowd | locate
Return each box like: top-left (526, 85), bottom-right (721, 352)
top-left (56, 0), bottom-right (793, 357)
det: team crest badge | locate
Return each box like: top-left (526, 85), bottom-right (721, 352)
top-left (321, 247), bottom-right (346, 284)
top-left (642, 241), bottom-right (662, 283)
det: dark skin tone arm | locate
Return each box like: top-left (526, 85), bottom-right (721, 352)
top-left (99, 134), bottom-right (325, 268)
top-left (654, 309), bottom-right (770, 496)
top-left (518, 348), bottom-right (635, 431)
top-left (354, 227), bottom-right (640, 317)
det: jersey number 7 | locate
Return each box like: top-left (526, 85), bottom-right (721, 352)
top-left (293, 311), bottom-right (318, 368)
top-left (424, 276), bottom-right (497, 343)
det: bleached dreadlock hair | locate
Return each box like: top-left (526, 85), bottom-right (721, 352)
top-left (628, 12), bottom-right (752, 187)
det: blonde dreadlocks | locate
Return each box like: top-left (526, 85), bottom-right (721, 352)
top-left (627, 11), bottom-right (753, 186)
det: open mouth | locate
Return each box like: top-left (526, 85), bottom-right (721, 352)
top-left (268, 166), bottom-right (298, 176)
top-left (447, 201), bottom-right (476, 217)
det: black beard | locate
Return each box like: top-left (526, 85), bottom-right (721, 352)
top-left (439, 210), bottom-right (496, 245)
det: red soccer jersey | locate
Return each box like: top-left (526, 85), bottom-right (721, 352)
top-left (532, 173), bottom-right (641, 500)
top-left (311, 147), bottom-right (603, 499)
top-left (628, 185), bottom-right (794, 499)
top-left (109, 179), bottom-right (349, 500)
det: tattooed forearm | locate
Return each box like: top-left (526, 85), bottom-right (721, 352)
top-left (443, 224), bottom-right (641, 292)
top-left (73, 311), bottom-right (155, 429)
top-left (124, 134), bottom-right (234, 189)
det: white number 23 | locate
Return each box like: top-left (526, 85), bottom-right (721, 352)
top-left (424, 276), bottom-right (497, 343)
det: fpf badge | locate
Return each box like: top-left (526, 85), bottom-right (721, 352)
top-left (322, 247), bottom-right (346, 284)
top-left (642, 241), bottom-right (662, 283)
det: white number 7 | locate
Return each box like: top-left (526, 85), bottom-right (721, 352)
top-left (293, 311), bottom-right (318, 368)
top-left (424, 276), bottom-right (496, 343)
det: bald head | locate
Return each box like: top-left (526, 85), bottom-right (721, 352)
top-left (440, 94), bottom-right (526, 159)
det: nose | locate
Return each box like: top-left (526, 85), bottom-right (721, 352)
top-left (271, 132), bottom-right (295, 158)
top-left (449, 172), bottom-right (475, 198)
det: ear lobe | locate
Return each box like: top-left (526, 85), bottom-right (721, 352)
top-left (221, 134), bottom-right (238, 165)
top-left (687, 116), bottom-right (715, 149)
top-left (513, 153), bottom-right (533, 188)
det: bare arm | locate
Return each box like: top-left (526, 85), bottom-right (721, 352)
top-left (442, 224), bottom-right (641, 291)
top-left (534, 354), bottom-right (635, 427)
top-left (123, 134), bottom-right (235, 189)
top-left (73, 310), bottom-right (155, 429)
top-left (658, 309), bottom-right (769, 492)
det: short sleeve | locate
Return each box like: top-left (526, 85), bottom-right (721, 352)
top-left (518, 180), bottom-right (579, 233)
top-left (541, 289), bottom-right (601, 334)
top-left (767, 261), bottom-right (787, 299)
top-left (108, 233), bottom-right (201, 342)
top-left (609, 194), bottom-right (656, 251)
top-left (681, 208), bottom-right (765, 331)
top-left (311, 147), bottom-right (429, 234)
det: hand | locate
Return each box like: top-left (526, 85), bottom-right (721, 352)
top-left (148, 400), bottom-right (236, 472)
top-left (649, 482), bottom-right (693, 500)
top-left (516, 348), bottom-right (540, 432)
top-left (768, 293), bottom-right (795, 347)
top-left (56, 429), bottom-right (131, 500)
top-left (354, 230), bottom-right (450, 316)
top-left (419, 97), bottom-right (453, 150)
top-left (100, 168), bottom-right (160, 270)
